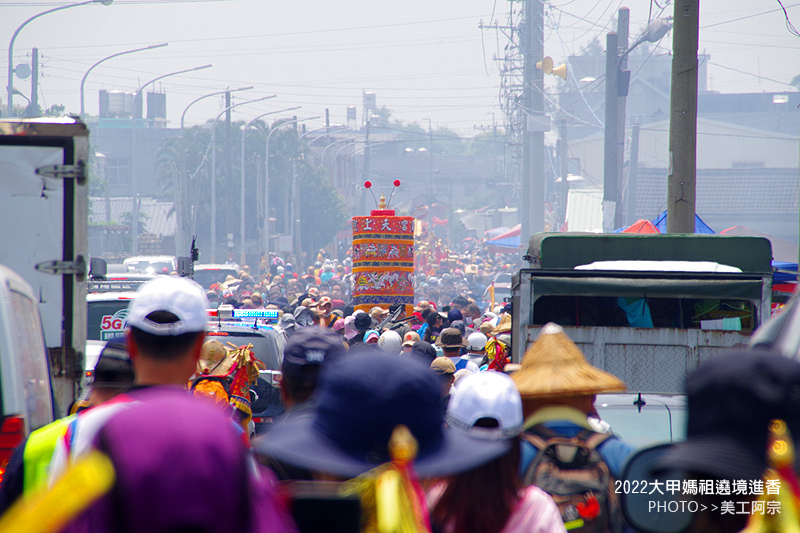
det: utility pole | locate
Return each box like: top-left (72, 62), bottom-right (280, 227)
top-left (521, 0), bottom-right (545, 244)
top-left (615, 8), bottom-right (629, 228)
top-left (627, 122), bottom-right (640, 223)
top-left (225, 90), bottom-right (235, 259)
top-left (29, 48), bottom-right (39, 117)
top-left (360, 117), bottom-right (372, 215)
top-left (426, 118), bottom-right (433, 199)
top-left (557, 119), bottom-right (569, 227)
top-left (667, 0), bottom-right (699, 233)
top-left (603, 32), bottom-right (619, 233)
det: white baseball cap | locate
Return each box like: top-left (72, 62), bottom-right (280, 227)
top-left (467, 332), bottom-right (488, 352)
top-left (127, 276), bottom-right (209, 336)
top-left (378, 330), bottom-right (402, 354)
top-left (446, 372), bottom-right (523, 440)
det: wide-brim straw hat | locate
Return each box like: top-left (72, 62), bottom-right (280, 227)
top-left (491, 314), bottom-right (512, 336)
top-left (197, 340), bottom-right (235, 377)
top-left (511, 323), bottom-right (626, 398)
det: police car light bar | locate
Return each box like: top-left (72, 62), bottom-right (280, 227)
top-left (207, 305), bottom-right (279, 321)
top-left (232, 309), bottom-right (280, 320)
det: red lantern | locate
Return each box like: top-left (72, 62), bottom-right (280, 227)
top-left (364, 181), bottom-right (372, 188)
top-left (393, 179), bottom-right (401, 187)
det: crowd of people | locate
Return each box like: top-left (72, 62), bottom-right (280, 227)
top-left (207, 249), bottom-right (522, 315)
top-left (1, 252), bottom-right (798, 532)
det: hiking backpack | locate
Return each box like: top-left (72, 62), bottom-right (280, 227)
top-left (522, 425), bottom-right (623, 533)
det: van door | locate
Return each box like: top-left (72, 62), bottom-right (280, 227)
top-left (0, 120), bottom-right (89, 412)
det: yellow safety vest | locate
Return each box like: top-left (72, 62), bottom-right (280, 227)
top-left (22, 415), bottom-right (76, 494)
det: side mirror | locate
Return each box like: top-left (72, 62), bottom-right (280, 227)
top-left (177, 257), bottom-right (194, 277)
top-left (620, 444), bottom-right (693, 533)
top-left (89, 257), bottom-right (107, 279)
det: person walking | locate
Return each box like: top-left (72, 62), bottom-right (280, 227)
top-left (511, 323), bottom-right (633, 533)
top-left (437, 328), bottom-right (480, 373)
top-left (428, 372), bottom-right (566, 533)
top-left (41, 276), bottom-right (295, 533)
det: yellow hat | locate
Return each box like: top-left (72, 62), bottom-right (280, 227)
top-left (491, 314), bottom-right (512, 336)
top-left (197, 339), bottom-right (234, 376)
top-left (511, 323), bottom-right (626, 398)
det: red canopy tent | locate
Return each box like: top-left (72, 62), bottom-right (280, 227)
top-left (621, 219), bottom-right (660, 234)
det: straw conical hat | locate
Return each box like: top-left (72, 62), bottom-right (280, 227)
top-left (511, 323), bottom-right (626, 398)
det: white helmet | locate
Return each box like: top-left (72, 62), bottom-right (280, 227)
top-left (467, 332), bottom-right (488, 352)
top-left (446, 372), bottom-right (523, 440)
top-left (377, 330), bottom-right (402, 354)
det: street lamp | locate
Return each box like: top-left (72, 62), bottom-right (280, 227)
top-left (263, 116), bottom-right (320, 260)
top-left (80, 42), bottom-right (168, 117)
top-left (240, 106), bottom-right (301, 267)
top-left (129, 64), bottom-right (212, 254)
top-left (205, 95), bottom-right (276, 262)
top-left (7, 0), bottom-right (113, 117)
top-left (176, 87), bottom-right (253, 256)
top-left (320, 135), bottom-right (359, 189)
top-left (292, 123), bottom-right (336, 256)
top-left (603, 13), bottom-right (673, 230)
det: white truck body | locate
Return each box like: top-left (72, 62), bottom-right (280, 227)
top-left (512, 234), bottom-right (774, 393)
top-left (0, 118), bottom-right (89, 414)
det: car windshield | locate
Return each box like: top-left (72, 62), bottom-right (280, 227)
top-left (87, 300), bottom-right (130, 341)
top-left (205, 328), bottom-right (282, 370)
top-left (194, 268), bottom-right (238, 289)
top-left (126, 261), bottom-right (173, 274)
top-left (494, 273), bottom-right (512, 284)
top-left (595, 398), bottom-right (687, 449)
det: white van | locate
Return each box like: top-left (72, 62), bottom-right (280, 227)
top-left (0, 265), bottom-right (55, 481)
top-left (123, 255), bottom-right (177, 275)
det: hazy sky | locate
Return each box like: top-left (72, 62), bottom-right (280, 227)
top-left (3, 0), bottom-right (800, 136)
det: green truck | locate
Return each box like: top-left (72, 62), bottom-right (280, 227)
top-left (511, 233), bottom-right (774, 393)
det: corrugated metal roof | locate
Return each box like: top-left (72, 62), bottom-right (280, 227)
top-left (634, 168), bottom-right (799, 219)
top-left (566, 188), bottom-right (603, 232)
top-left (89, 197), bottom-right (175, 236)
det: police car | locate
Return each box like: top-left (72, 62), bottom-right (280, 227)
top-left (207, 306), bottom-right (287, 435)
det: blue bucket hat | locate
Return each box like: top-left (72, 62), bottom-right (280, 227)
top-left (657, 349), bottom-right (800, 481)
top-left (253, 352), bottom-right (509, 478)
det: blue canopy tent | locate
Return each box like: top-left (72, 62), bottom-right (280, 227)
top-left (486, 224), bottom-right (521, 253)
top-left (650, 210), bottom-right (715, 234)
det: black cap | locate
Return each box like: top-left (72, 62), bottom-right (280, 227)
top-left (281, 328), bottom-right (346, 383)
top-left (354, 312), bottom-right (372, 333)
top-left (452, 296), bottom-right (470, 308)
top-left (411, 341), bottom-right (437, 362)
top-left (93, 340), bottom-right (135, 389)
top-left (657, 349), bottom-right (800, 480)
top-left (389, 303), bottom-right (405, 314)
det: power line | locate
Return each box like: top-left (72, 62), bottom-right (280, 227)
top-left (706, 61), bottom-right (794, 88)
top-left (40, 14), bottom-right (496, 51)
top-left (775, 0), bottom-right (800, 37)
top-left (701, 2), bottom-right (800, 29)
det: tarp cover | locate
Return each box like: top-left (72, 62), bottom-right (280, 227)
top-left (614, 219), bottom-right (660, 234)
top-left (486, 223), bottom-right (521, 252)
top-left (530, 275), bottom-right (765, 301)
top-left (651, 210), bottom-right (715, 234)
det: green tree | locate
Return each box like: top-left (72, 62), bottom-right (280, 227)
top-left (156, 118), bottom-right (349, 264)
top-left (43, 104), bottom-right (66, 117)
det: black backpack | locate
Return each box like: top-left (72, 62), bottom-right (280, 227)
top-left (522, 425), bottom-right (623, 533)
